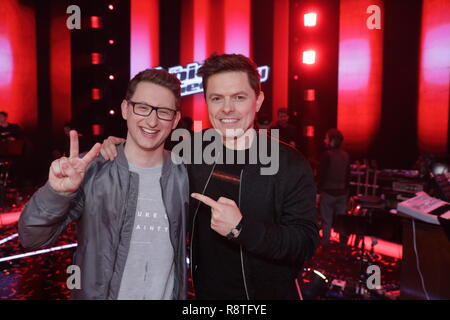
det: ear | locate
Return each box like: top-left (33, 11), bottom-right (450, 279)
top-left (255, 91), bottom-right (264, 113)
top-left (121, 99), bottom-right (129, 120)
top-left (171, 111), bottom-right (181, 130)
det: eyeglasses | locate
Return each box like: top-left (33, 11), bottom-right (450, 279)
top-left (127, 100), bottom-right (178, 121)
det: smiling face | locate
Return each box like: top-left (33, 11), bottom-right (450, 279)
top-left (205, 71), bottom-right (264, 141)
top-left (121, 81), bottom-right (180, 154)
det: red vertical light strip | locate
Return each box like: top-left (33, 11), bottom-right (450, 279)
top-left (180, 0), bottom-right (211, 130)
top-left (130, 0), bottom-right (159, 77)
top-left (208, 0), bottom-right (225, 55)
top-left (417, 0), bottom-right (450, 153)
top-left (50, 4), bottom-right (71, 136)
top-left (337, 0), bottom-right (383, 155)
top-left (223, 0), bottom-right (251, 56)
top-left (272, 0), bottom-right (289, 124)
top-left (180, 0), bottom-right (195, 123)
top-left (192, 0), bottom-right (210, 129)
top-left (0, 1), bottom-right (37, 131)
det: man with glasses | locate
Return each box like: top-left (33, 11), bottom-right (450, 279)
top-left (101, 54), bottom-right (318, 300)
top-left (19, 69), bottom-right (189, 300)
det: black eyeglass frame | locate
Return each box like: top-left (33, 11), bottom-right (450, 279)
top-left (126, 100), bottom-right (178, 121)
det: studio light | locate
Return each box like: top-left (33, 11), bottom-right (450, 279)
top-left (305, 89), bottom-right (316, 101)
top-left (91, 52), bottom-right (102, 65)
top-left (302, 50), bottom-right (316, 64)
top-left (304, 12), bottom-right (317, 27)
top-left (90, 16), bottom-right (102, 29)
top-left (91, 88), bottom-right (101, 100)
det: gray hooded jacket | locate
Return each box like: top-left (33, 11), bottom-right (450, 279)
top-left (19, 144), bottom-right (189, 299)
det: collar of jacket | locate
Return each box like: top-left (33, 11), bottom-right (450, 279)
top-left (114, 142), bottom-right (184, 177)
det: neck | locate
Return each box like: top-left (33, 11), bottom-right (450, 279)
top-left (124, 136), bottom-right (164, 168)
top-left (221, 128), bottom-right (256, 150)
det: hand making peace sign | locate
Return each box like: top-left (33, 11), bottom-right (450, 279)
top-left (49, 130), bottom-right (101, 194)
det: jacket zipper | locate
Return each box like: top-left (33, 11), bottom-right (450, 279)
top-left (189, 162), bottom-right (217, 294)
top-left (109, 172), bottom-right (131, 300)
top-left (239, 169), bottom-right (250, 300)
top-left (190, 158), bottom-right (250, 300)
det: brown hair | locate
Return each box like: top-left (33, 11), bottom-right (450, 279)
top-left (197, 53), bottom-right (261, 98)
top-left (125, 69), bottom-right (181, 109)
top-left (326, 128), bottom-right (344, 149)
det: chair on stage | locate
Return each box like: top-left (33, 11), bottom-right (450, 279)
top-left (337, 160), bottom-right (386, 295)
top-left (335, 160), bottom-right (386, 285)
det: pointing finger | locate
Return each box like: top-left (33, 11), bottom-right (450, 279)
top-left (191, 193), bottom-right (220, 210)
top-left (69, 130), bottom-right (79, 159)
top-left (217, 196), bottom-right (237, 206)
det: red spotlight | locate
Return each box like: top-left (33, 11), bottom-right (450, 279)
top-left (90, 16), bottom-right (102, 29)
top-left (108, 4), bottom-right (114, 10)
top-left (109, 74), bottom-right (115, 80)
top-left (91, 53), bottom-right (102, 65)
top-left (92, 124), bottom-right (103, 136)
top-left (302, 50), bottom-right (316, 64)
top-left (305, 89), bottom-right (315, 101)
top-left (293, 74), bottom-right (299, 80)
top-left (304, 12), bottom-right (317, 27)
top-left (109, 109), bottom-right (115, 115)
top-left (92, 88), bottom-right (101, 100)
top-left (305, 125), bottom-right (315, 137)
top-left (108, 39), bottom-right (115, 45)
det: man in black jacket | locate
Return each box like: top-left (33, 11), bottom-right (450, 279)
top-left (189, 54), bottom-right (318, 299)
top-left (101, 54), bottom-right (319, 300)
top-left (318, 128), bottom-right (350, 247)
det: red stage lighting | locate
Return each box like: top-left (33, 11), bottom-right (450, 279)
top-left (108, 4), bottom-right (114, 10)
top-left (305, 89), bottom-right (316, 101)
top-left (293, 74), bottom-right (299, 80)
top-left (108, 74), bottom-right (115, 80)
top-left (304, 12), bottom-right (317, 27)
top-left (91, 52), bottom-right (102, 65)
top-left (109, 109), bottom-right (115, 115)
top-left (305, 125), bottom-right (315, 137)
top-left (90, 16), bottom-right (102, 29)
top-left (108, 39), bottom-right (115, 45)
top-left (302, 50), bottom-right (316, 64)
top-left (91, 88), bottom-right (101, 100)
top-left (92, 124), bottom-right (103, 136)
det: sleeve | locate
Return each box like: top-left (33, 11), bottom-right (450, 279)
top-left (236, 156), bottom-right (319, 265)
top-left (18, 182), bottom-right (85, 249)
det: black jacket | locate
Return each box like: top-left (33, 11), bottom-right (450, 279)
top-left (187, 131), bottom-right (319, 299)
top-left (19, 144), bottom-right (189, 299)
top-left (318, 148), bottom-right (350, 196)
